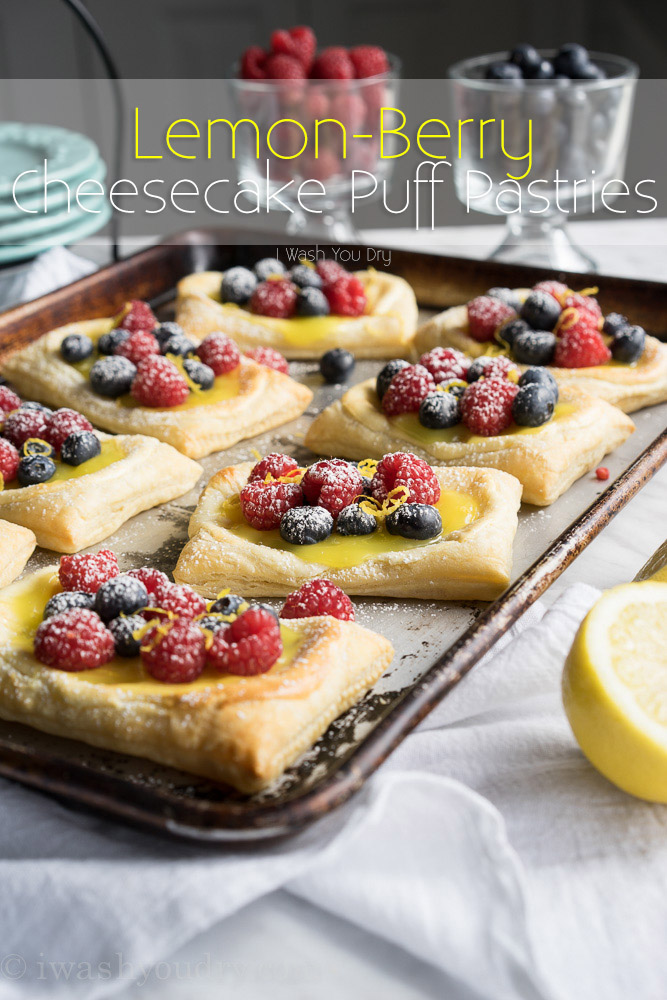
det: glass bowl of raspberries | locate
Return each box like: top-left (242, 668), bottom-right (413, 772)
top-left (231, 25), bottom-right (400, 240)
top-left (448, 45), bottom-right (638, 271)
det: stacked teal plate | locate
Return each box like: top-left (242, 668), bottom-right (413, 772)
top-left (0, 123), bottom-right (111, 264)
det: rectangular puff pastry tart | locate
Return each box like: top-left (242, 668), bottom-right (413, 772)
top-left (0, 427), bottom-right (201, 552)
top-left (175, 263), bottom-right (418, 359)
top-left (174, 455), bottom-right (522, 601)
top-left (413, 282), bottom-right (667, 414)
top-left (2, 309), bottom-right (312, 460)
top-left (304, 377), bottom-right (634, 506)
top-left (0, 564), bottom-right (393, 793)
top-left (0, 522), bottom-right (35, 588)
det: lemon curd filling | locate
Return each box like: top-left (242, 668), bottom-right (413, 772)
top-left (224, 490), bottom-right (479, 570)
top-left (389, 402), bottom-right (578, 447)
top-left (3, 439), bottom-right (127, 491)
top-left (210, 297), bottom-right (354, 348)
top-left (118, 370), bottom-right (241, 412)
top-left (8, 572), bottom-right (303, 694)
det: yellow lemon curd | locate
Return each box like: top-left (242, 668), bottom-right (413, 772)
top-left (389, 402), bottom-right (577, 447)
top-left (210, 296), bottom-right (352, 348)
top-left (2, 439), bottom-right (127, 491)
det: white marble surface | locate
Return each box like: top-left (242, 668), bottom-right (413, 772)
top-left (64, 222), bottom-right (667, 1000)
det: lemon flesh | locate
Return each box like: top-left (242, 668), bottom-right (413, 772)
top-left (562, 581), bottom-right (667, 802)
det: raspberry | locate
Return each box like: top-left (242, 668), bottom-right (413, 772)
top-left (34, 609), bottom-right (114, 672)
top-left (44, 408), bottom-right (94, 452)
top-left (59, 549), bottom-right (119, 593)
top-left (141, 618), bottom-right (206, 683)
top-left (250, 279), bottom-right (298, 319)
top-left (316, 259), bottom-right (347, 286)
top-left (329, 93), bottom-right (366, 130)
top-left (466, 355), bottom-right (520, 383)
top-left (371, 452), bottom-right (441, 505)
top-left (270, 26), bottom-right (316, 72)
top-left (244, 346), bottom-right (289, 375)
top-left (304, 88), bottom-right (329, 120)
top-left (131, 356), bottom-right (190, 408)
top-left (240, 480), bottom-right (303, 530)
top-left (324, 275), bottom-right (367, 317)
top-left (596, 467), bottom-right (610, 481)
top-left (249, 452), bottom-right (299, 482)
top-left (118, 300), bottom-right (157, 334)
top-left (207, 607), bottom-right (282, 676)
top-left (419, 347), bottom-right (470, 383)
top-left (349, 45), bottom-right (390, 78)
top-left (555, 308), bottom-right (599, 340)
top-left (150, 582), bottom-right (207, 620)
top-left (301, 149), bottom-right (341, 182)
top-left (3, 408), bottom-right (48, 448)
top-left (0, 386), bottom-right (21, 415)
top-left (280, 579), bottom-right (355, 621)
top-left (381, 364), bottom-right (435, 417)
top-left (533, 280), bottom-right (569, 303)
top-left (461, 378), bottom-right (518, 436)
top-left (553, 328), bottom-right (611, 369)
top-left (240, 45), bottom-right (267, 80)
top-left (301, 459), bottom-right (362, 517)
top-left (0, 438), bottom-right (20, 482)
top-left (467, 296), bottom-right (516, 342)
top-left (126, 566), bottom-right (171, 602)
top-left (115, 331), bottom-right (160, 365)
top-left (195, 333), bottom-right (240, 375)
top-left (311, 46), bottom-right (354, 80)
top-left (562, 292), bottom-right (602, 323)
top-left (264, 53), bottom-right (305, 80)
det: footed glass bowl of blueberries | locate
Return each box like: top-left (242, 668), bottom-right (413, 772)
top-left (449, 44), bottom-right (638, 271)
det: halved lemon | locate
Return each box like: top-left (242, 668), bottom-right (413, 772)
top-left (562, 581), bottom-right (667, 801)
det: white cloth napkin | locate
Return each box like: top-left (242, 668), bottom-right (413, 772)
top-left (0, 247), bottom-right (96, 312)
top-left (1, 582), bottom-right (666, 1000)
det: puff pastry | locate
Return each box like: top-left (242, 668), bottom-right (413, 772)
top-left (414, 296), bottom-right (667, 414)
top-left (2, 320), bottom-right (313, 459)
top-left (0, 433), bottom-right (201, 552)
top-left (175, 269), bottom-right (419, 359)
top-left (174, 461), bottom-right (522, 600)
top-left (304, 382), bottom-right (635, 506)
top-left (0, 567), bottom-right (393, 792)
top-left (0, 522), bottom-right (35, 588)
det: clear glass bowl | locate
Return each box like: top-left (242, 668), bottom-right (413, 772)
top-left (448, 51), bottom-right (638, 270)
top-left (228, 57), bottom-right (401, 241)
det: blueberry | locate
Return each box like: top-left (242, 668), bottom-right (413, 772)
top-left (98, 328), bottom-right (130, 355)
top-left (254, 258), bottom-right (286, 281)
top-left (497, 318), bottom-right (530, 350)
top-left (466, 357), bottom-right (506, 382)
top-left (161, 334), bottom-right (196, 357)
top-left (89, 356), bottom-right (137, 397)
top-left (297, 287), bottom-right (330, 317)
top-left (280, 507), bottom-right (333, 545)
top-left (221, 266), bottom-right (257, 304)
top-left (385, 503), bottom-right (442, 540)
top-left (108, 614), bottom-right (145, 657)
top-left (529, 59), bottom-right (555, 80)
top-left (60, 333), bottom-right (94, 364)
top-left (553, 43), bottom-right (590, 78)
top-left (518, 367), bottom-right (559, 402)
top-left (512, 383), bottom-right (555, 427)
top-left (418, 391), bottom-right (460, 429)
top-left (0, 374), bottom-right (5, 385)
top-left (509, 44), bottom-right (542, 77)
top-left (376, 359), bottom-right (409, 400)
top-left (17, 455), bottom-right (56, 486)
top-left (320, 348), bottom-right (355, 384)
top-left (183, 358), bottom-right (215, 390)
top-left (602, 312), bottom-right (628, 336)
top-left (44, 591), bottom-right (95, 619)
top-left (359, 475), bottom-right (374, 495)
top-left (209, 593), bottom-right (244, 616)
top-left (337, 504), bottom-right (377, 536)
top-left (20, 438), bottom-right (54, 459)
top-left (439, 379), bottom-right (467, 400)
top-left (94, 575), bottom-right (148, 622)
top-left (578, 63), bottom-right (605, 80)
top-left (611, 325), bottom-right (646, 364)
top-left (60, 430), bottom-right (101, 466)
top-left (19, 401), bottom-right (52, 414)
top-left (248, 602), bottom-right (280, 622)
top-left (486, 287), bottom-right (522, 311)
top-left (485, 61), bottom-right (522, 81)
top-left (290, 264), bottom-right (322, 289)
top-left (152, 322), bottom-right (184, 350)
top-left (521, 290), bottom-right (561, 331)
top-left (512, 330), bottom-right (556, 366)
top-left (197, 614), bottom-right (228, 633)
